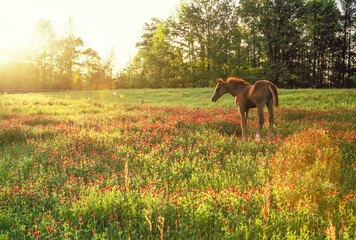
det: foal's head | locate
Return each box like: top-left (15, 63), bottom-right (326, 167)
top-left (211, 77), bottom-right (250, 102)
top-left (211, 78), bottom-right (228, 102)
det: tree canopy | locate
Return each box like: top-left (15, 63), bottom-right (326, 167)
top-left (0, 18), bottom-right (116, 91)
top-left (122, 0), bottom-right (355, 88)
top-left (1, 0), bottom-right (355, 90)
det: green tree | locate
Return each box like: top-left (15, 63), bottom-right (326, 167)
top-left (238, 0), bottom-right (268, 81)
top-left (303, 0), bottom-right (342, 87)
top-left (55, 18), bottom-right (104, 90)
top-left (240, 0), bottom-right (306, 86)
top-left (127, 18), bottom-right (180, 88)
top-left (31, 20), bottom-right (57, 89)
top-left (338, 0), bottom-right (356, 87)
top-left (54, 18), bottom-right (84, 90)
top-left (0, 18), bottom-right (115, 91)
top-left (174, 0), bottom-right (239, 86)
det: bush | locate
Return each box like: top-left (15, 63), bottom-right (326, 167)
top-left (270, 129), bottom-right (342, 207)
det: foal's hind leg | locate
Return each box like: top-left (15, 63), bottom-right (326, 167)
top-left (256, 105), bottom-right (264, 139)
top-left (267, 102), bottom-right (274, 138)
top-left (245, 108), bottom-right (250, 120)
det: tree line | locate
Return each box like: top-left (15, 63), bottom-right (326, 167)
top-left (1, 0), bottom-right (355, 91)
top-left (0, 18), bottom-right (116, 91)
top-left (121, 0), bottom-right (355, 88)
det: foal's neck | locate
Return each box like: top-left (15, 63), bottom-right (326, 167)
top-left (227, 83), bottom-right (251, 97)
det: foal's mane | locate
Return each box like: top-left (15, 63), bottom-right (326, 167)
top-left (226, 77), bottom-right (250, 85)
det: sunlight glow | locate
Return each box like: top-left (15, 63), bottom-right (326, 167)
top-left (0, 15), bottom-right (31, 57)
top-left (0, 0), bottom-right (180, 68)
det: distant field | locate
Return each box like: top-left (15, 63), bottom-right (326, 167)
top-left (0, 88), bottom-right (355, 239)
top-left (1, 88), bottom-right (355, 114)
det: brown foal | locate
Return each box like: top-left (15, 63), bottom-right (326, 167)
top-left (211, 77), bottom-right (278, 139)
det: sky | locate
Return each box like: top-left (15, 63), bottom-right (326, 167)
top-left (0, 0), bottom-right (181, 69)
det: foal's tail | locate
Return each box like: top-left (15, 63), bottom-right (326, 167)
top-left (269, 83), bottom-right (279, 107)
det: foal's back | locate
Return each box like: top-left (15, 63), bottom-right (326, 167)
top-left (249, 80), bottom-right (275, 104)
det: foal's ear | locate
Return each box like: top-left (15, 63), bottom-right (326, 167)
top-left (217, 78), bottom-right (224, 84)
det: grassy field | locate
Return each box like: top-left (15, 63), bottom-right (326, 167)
top-left (2, 88), bottom-right (355, 113)
top-left (0, 88), bottom-right (355, 239)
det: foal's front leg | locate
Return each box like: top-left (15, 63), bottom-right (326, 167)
top-left (239, 107), bottom-right (247, 139)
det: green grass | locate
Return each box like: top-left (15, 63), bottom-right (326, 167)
top-left (0, 88), bottom-right (355, 239)
top-left (1, 88), bottom-right (355, 115)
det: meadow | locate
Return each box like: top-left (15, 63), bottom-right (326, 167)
top-left (0, 88), bottom-right (355, 239)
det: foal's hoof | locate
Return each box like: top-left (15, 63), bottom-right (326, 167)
top-left (255, 133), bottom-right (261, 141)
